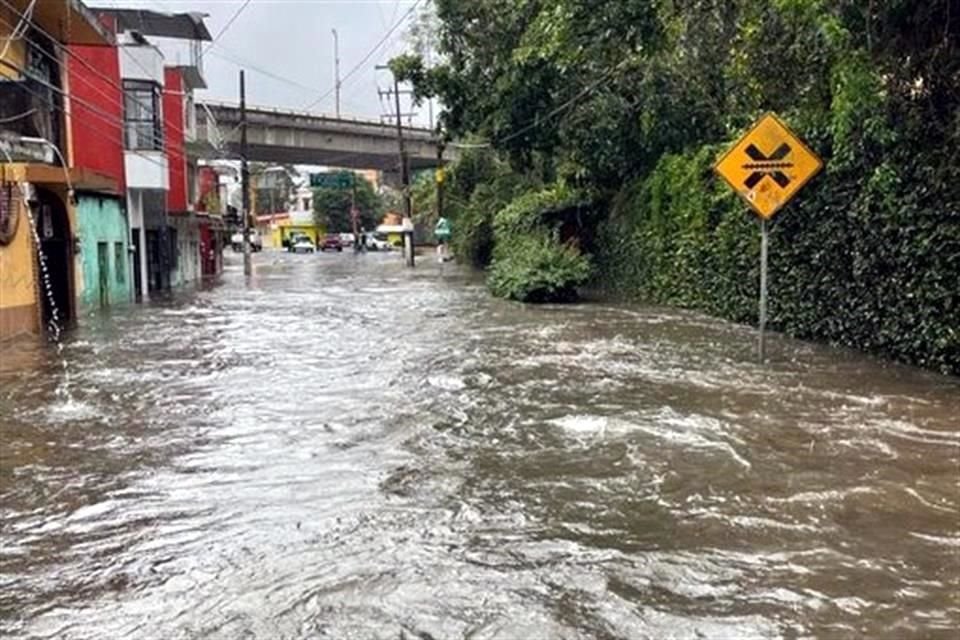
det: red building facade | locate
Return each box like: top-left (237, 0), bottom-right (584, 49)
top-left (67, 43), bottom-right (125, 190)
top-left (163, 67), bottom-right (187, 212)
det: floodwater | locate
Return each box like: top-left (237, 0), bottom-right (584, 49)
top-left (1, 251), bottom-right (958, 639)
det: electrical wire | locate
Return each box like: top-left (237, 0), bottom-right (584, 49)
top-left (208, 45), bottom-right (370, 115)
top-left (0, 108), bottom-right (36, 123)
top-left (0, 5), bottom-right (192, 148)
top-left (302, 0), bottom-right (422, 112)
top-left (447, 58), bottom-right (632, 149)
top-left (0, 0), bottom-right (34, 60)
top-left (0, 0), bottom-right (160, 97)
top-left (0, 56), bottom-right (191, 174)
top-left (207, 47), bottom-right (319, 95)
top-left (0, 6), bottom-right (423, 177)
top-left (202, 0), bottom-right (252, 57)
top-left (0, 54), bottom-right (180, 163)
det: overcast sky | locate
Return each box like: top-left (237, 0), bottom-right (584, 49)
top-left (96, 0), bottom-right (429, 125)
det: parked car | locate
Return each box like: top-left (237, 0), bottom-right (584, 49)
top-left (290, 236), bottom-right (315, 253)
top-left (231, 230), bottom-right (262, 252)
top-left (320, 234), bottom-right (343, 252)
top-left (363, 233), bottom-right (391, 251)
top-left (338, 233), bottom-right (355, 249)
top-left (285, 233), bottom-right (308, 252)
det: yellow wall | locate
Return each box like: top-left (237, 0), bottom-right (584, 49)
top-left (0, 197), bottom-right (38, 310)
top-left (270, 222), bottom-right (325, 247)
top-left (0, 5), bottom-right (27, 81)
top-left (0, 175), bottom-right (78, 339)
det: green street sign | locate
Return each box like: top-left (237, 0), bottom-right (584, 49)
top-left (310, 173), bottom-right (353, 189)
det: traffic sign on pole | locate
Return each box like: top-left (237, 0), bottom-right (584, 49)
top-left (714, 112), bottom-right (822, 220)
top-left (310, 173), bottom-right (353, 189)
top-left (714, 112), bottom-right (823, 362)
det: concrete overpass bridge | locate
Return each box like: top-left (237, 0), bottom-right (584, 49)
top-left (192, 101), bottom-right (452, 178)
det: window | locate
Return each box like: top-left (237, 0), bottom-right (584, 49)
top-left (115, 242), bottom-right (125, 284)
top-left (123, 80), bottom-right (162, 151)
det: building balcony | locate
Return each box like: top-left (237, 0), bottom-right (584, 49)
top-left (92, 8), bottom-right (211, 89)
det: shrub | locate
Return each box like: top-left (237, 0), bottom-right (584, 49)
top-left (452, 184), bottom-right (498, 268)
top-left (488, 230), bottom-right (591, 302)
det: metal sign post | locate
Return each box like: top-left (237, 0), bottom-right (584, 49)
top-left (714, 112), bottom-right (822, 363)
top-left (758, 219), bottom-right (769, 361)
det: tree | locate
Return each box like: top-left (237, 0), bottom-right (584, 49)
top-left (312, 171), bottom-right (383, 233)
top-left (386, 0), bottom-right (959, 371)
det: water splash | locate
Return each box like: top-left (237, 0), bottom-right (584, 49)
top-left (16, 182), bottom-right (74, 403)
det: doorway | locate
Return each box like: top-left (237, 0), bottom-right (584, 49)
top-left (97, 241), bottom-right (109, 308)
top-left (131, 228), bottom-right (142, 301)
top-left (34, 187), bottom-right (73, 332)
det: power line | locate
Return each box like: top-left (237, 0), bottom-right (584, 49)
top-left (0, 11), bottom-right (238, 173)
top-left (302, 0), bottom-right (422, 112)
top-left (0, 108), bottom-right (36, 124)
top-left (0, 0), bottom-right (35, 60)
top-left (448, 58), bottom-right (632, 150)
top-left (0, 58), bottom-right (175, 173)
top-left (203, 0), bottom-right (252, 57)
top-left (207, 44), bottom-right (370, 118)
top-left (0, 34), bottom-right (169, 154)
top-left (207, 47), bottom-right (317, 94)
top-left (0, 3), bottom-right (191, 147)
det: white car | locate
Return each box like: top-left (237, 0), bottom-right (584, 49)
top-left (363, 234), bottom-right (391, 251)
top-left (230, 230), bottom-right (262, 252)
top-left (290, 237), bottom-right (315, 253)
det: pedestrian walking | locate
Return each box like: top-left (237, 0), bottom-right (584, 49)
top-left (434, 216), bottom-right (452, 262)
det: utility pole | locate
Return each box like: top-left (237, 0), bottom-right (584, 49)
top-left (394, 75), bottom-right (414, 267)
top-left (240, 70), bottom-right (252, 276)
top-left (436, 142), bottom-right (444, 222)
top-left (332, 29), bottom-right (341, 118)
top-left (377, 66), bottom-right (414, 267)
top-left (425, 48), bottom-right (434, 129)
top-left (350, 172), bottom-right (360, 250)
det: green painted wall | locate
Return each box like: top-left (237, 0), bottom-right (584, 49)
top-left (77, 195), bottom-right (131, 309)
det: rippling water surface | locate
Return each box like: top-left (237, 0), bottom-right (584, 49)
top-left (1, 252), bottom-right (958, 639)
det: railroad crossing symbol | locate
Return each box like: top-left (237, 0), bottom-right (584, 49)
top-left (714, 112), bottom-right (822, 219)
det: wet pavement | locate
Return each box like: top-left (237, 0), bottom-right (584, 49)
top-left (1, 250), bottom-right (958, 639)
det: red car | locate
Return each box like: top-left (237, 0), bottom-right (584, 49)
top-left (320, 234), bottom-right (343, 252)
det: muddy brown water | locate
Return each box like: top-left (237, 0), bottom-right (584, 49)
top-left (1, 252), bottom-right (958, 639)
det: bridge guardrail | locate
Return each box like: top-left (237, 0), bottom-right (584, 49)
top-left (196, 100), bottom-right (438, 136)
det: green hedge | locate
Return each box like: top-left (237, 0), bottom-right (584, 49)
top-left (488, 184), bottom-right (592, 302)
top-left (595, 141), bottom-right (960, 375)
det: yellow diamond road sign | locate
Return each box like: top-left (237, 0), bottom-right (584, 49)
top-left (714, 112), bottom-right (822, 220)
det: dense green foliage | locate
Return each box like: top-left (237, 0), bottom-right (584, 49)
top-left (423, 144), bottom-right (538, 268)
top-left (312, 171), bottom-right (382, 233)
top-left (395, 0), bottom-right (959, 373)
top-left (488, 230), bottom-right (591, 302)
top-left (488, 184), bottom-right (592, 301)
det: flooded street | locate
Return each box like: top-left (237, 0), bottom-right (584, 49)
top-left (1, 251), bottom-right (958, 639)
